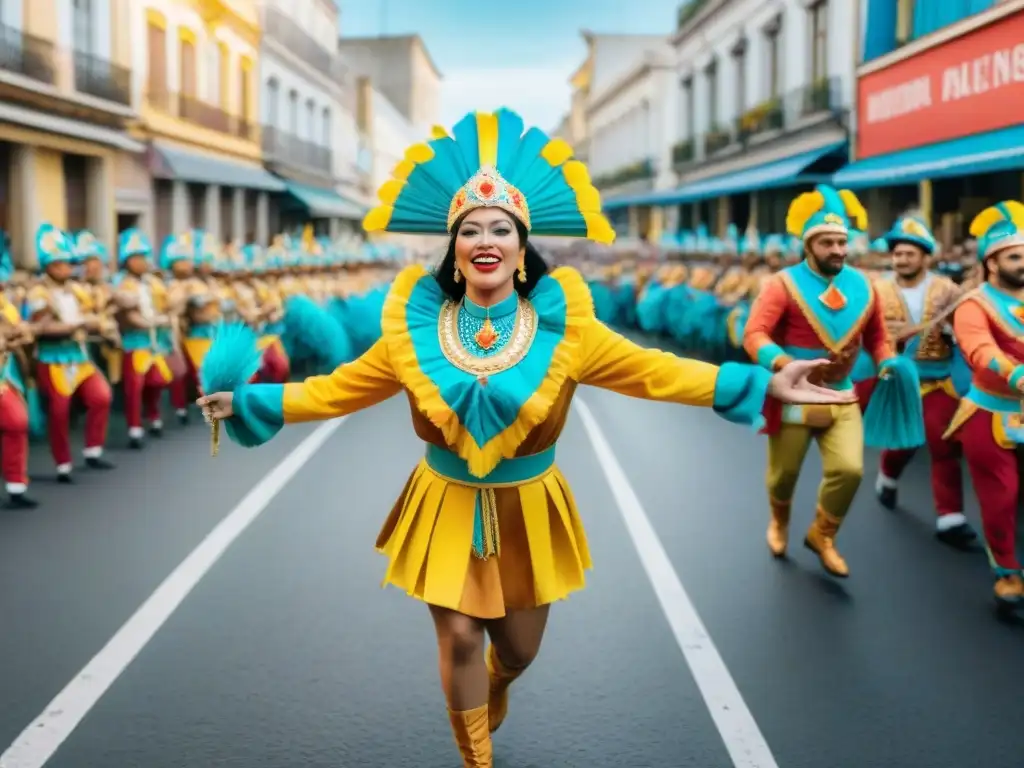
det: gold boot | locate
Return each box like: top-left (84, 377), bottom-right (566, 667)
top-left (994, 574), bottom-right (1024, 605)
top-left (486, 644), bottom-right (526, 733)
top-left (804, 507), bottom-right (849, 577)
top-left (448, 704), bottom-right (493, 767)
top-left (766, 497), bottom-right (791, 557)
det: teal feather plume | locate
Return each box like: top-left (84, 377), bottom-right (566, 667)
top-left (862, 356), bottom-right (925, 450)
top-left (199, 322), bottom-right (262, 395)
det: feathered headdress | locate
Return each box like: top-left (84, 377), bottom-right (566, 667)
top-left (969, 201), bottom-right (1024, 259)
top-left (363, 108), bottom-right (615, 244)
top-left (786, 184), bottom-right (867, 242)
top-left (884, 215), bottom-right (936, 255)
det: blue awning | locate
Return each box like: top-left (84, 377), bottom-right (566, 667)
top-left (283, 181), bottom-right (366, 220)
top-left (832, 125), bottom-right (1024, 189)
top-left (603, 141), bottom-right (847, 210)
top-left (151, 142), bottom-right (285, 192)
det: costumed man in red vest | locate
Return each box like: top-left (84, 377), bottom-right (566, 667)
top-left (945, 202), bottom-right (1024, 607)
top-left (743, 185), bottom-right (920, 577)
top-left (871, 216), bottom-right (974, 547)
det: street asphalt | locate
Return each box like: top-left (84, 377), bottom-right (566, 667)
top-left (0, 351), bottom-right (1022, 768)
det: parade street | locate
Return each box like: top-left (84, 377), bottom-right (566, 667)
top-left (1, 384), bottom-right (1023, 768)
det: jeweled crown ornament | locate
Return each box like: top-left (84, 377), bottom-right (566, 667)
top-left (447, 166), bottom-right (531, 232)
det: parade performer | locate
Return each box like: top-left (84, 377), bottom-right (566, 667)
top-left (197, 108), bottom-right (851, 767)
top-left (944, 202), bottom-right (1024, 605)
top-left (0, 251), bottom-right (37, 508)
top-left (28, 224), bottom-right (114, 480)
top-left (742, 185), bottom-right (916, 577)
top-left (871, 217), bottom-right (974, 547)
top-left (112, 229), bottom-right (174, 447)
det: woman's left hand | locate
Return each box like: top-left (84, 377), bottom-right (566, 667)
top-left (768, 359), bottom-right (858, 405)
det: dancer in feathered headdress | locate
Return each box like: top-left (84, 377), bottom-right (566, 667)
top-left (742, 184), bottom-right (924, 579)
top-left (197, 109), bottom-right (848, 766)
top-left (943, 201), bottom-right (1024, 607)
top-left (869, 215), bottom-right (975, 549)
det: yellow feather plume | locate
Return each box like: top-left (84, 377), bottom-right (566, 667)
top-left (970, 205), bottom-right (1009, 237)
top-left (1005, 200), bottom-right (1024, 229)
top-left (838, 189), bottom-right (868, 231)
top-left (786, 191), bottom-right (824, 237)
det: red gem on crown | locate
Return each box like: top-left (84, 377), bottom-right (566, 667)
top-left (478, 180), bottom-right (495, 198)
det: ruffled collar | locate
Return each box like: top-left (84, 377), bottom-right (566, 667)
top-left (382, 264), bottom-right (593, 477)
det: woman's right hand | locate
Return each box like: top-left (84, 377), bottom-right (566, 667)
top-left (197, 391), bottom-right (234, 420)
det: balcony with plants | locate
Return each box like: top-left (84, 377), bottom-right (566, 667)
top-left (671, 137), bottom-right (695, 167)
top-left (592, 157), bottom-right (654, 190)
top-left (703, 125), bottom-right (733, 155)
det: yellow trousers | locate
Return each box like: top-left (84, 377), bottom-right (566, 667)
top-left (765, 403), bottom-right (864, 518)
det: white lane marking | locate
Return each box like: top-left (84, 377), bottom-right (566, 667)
top-left (0, 419), bottom-right (346, 768)
top-left (574, 398), bottom-right (779, 768)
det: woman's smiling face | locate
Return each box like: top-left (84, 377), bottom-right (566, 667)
top-left (454, 207), bottom-right (523, 298)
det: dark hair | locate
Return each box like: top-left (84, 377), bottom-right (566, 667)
top-left (434, 212), bottom-right (549, 300)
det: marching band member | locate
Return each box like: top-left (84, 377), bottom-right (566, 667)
top-left (945, 202), bottom-right (1024, 606)
top-left (0, 248), bottom-right (36, 508)
top-left (160, 234), bottom-right (195, 424)
top-left (28, 224), bottom-right (114, 480)
top-left (112, 229), bottom-right (174, 447)
top-left (871, 217), bottom-right (974, 547)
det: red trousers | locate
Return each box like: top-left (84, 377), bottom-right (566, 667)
top-left (36, 363), bottom-right (111, 467)
top-left (123, 351), bottom-right (172, 429)
top-left (879, 388), bottom-right (963, 516)
top-left (0, 386), bottom-right (28, 485)
top-left (854, 377), bottom-right (876, 412)
top-left (256, 342), bottom-right (289, 384)
top-left (955, 409), bottom-right (1019, 571)
top-left (169, 352), bottom-right (196, 411)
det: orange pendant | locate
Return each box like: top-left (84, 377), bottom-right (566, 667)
top-left (475, 317), bottom-right (499, 350)
top-left (818, 284), bottom-right (846, 311)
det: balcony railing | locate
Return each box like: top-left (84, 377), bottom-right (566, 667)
top-left (149, 89), bottom-right (253, 140)
top-left (704, 125), bottom-right (732, 155)
top-left (592, 158), bottom-right (654, 190)
top-left (671, 137), bottom-right (695, 166)
top-left (73, 51), bottom-right (131, 105)
top-left (264, 6), bottom-right (334, 75)
top-left (0, 22), bottom-right (55, 85)
top-left (262, 125), bottom-right (332, 173)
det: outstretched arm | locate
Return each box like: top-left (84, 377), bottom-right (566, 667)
top-left (227, 338), bottom-right (402, 445)
top-left (575, 320), bottom-right (771, 427)
top-left (742, 277), bottom-right (791, 371)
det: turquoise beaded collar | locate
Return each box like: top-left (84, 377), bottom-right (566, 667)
top-left (462, 291), bottom-right (519, 320)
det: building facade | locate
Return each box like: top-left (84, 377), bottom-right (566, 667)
top-left (259, 0), bottom-right (364, 236)
top-left (837, 0), bottom-right (1023, 244)
top-left (596, 0), bottom-right (855, 240)
top-left (337, 34), bottom-right (442, 136)
top-left (0, 0), bottom-right (139, 267)
top-left (134, 0), bottom-right (279, 247)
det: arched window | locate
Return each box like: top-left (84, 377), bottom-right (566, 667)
top-left (305, 98), bottom-right (315, 141)
top-left (321, 107), bottom-right (331, 146)
top-left (288, 89), bottom-right (299, 134)
top-left (265, 77), bottom-right (279, 126)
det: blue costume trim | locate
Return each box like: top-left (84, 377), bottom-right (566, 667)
top-left (226, 383), bottom-right (285, 447)
top-left (712, 362), bottom-right (771, 430)
top-left (425, 444), bottom-right (556, 558)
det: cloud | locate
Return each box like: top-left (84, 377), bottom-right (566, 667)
top-left (439, 66), bottom-right (575, 133)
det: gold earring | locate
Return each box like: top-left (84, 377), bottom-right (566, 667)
top-left (453, 265), bottom-right (462, 283)
top-left (518, 262), bottom-right (527, 282)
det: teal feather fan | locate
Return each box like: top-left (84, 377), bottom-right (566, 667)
top-left (862, 356), bottom-right (925, 450)
top-left (199, 322), bottom-right (262, 456)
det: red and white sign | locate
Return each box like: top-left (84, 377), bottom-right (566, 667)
top-left (857, 9), bottom-right (1024, 159)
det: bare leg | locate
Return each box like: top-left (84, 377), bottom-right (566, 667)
top-left (429, 605), bottom-right (492, 767)
top-left (483, 605), bottom-right (550, 732)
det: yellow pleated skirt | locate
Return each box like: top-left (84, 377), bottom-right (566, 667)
top-left (375, 458), bottom-right (593, 619)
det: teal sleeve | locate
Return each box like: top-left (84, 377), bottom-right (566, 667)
top-left (225, 383), bottom-right (285, 447)
top-left (755, 341), bottom-right (788, 371)
top-left (712, 362), bottom-right (771, 430)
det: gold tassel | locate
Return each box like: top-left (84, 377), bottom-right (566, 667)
top-left (211, 419), bottom-right (220, 457)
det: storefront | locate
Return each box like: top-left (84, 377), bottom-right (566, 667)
top-left (836, 3), bottom-right (1024, 244)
